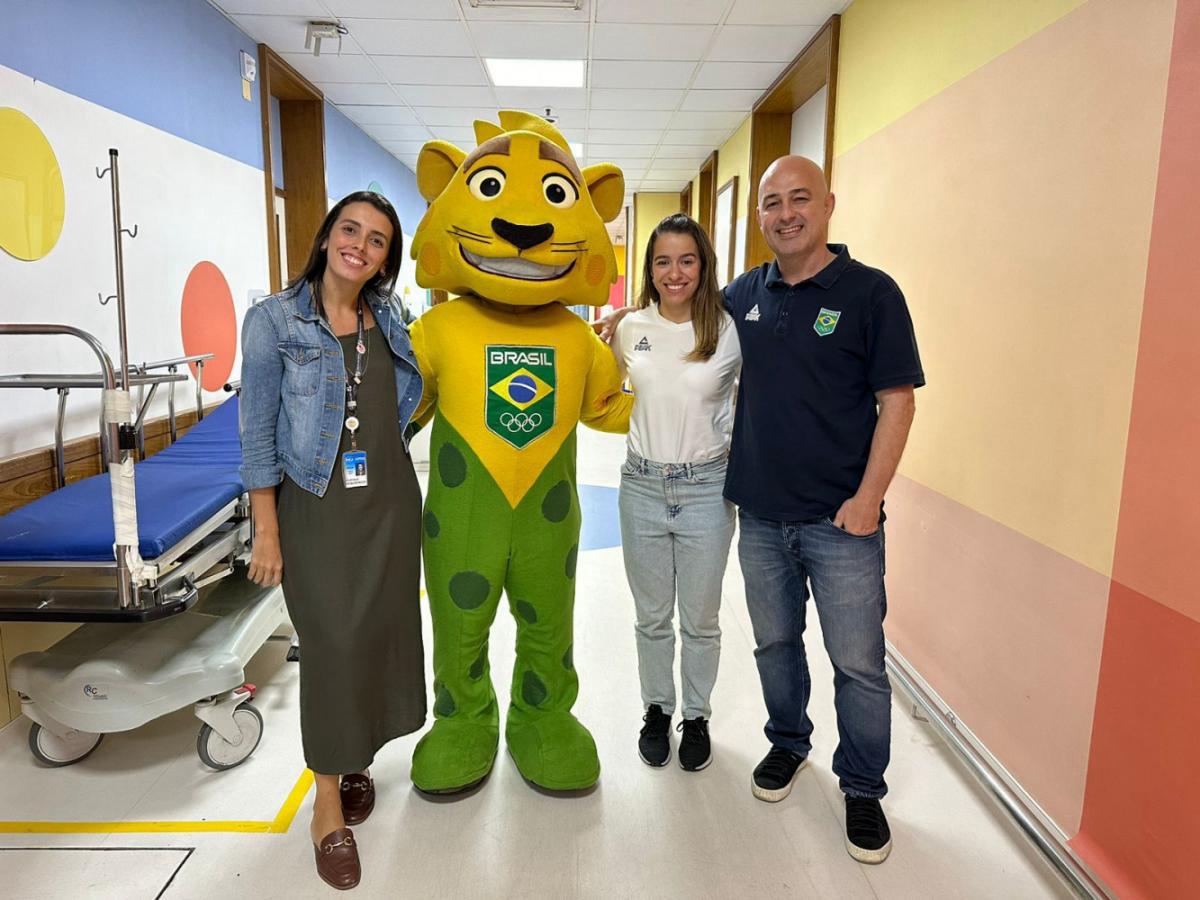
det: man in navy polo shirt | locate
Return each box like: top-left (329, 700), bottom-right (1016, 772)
top-left (728, 156), bottom-right (923, 864)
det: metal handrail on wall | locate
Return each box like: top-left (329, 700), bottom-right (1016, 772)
top-left (885, 644), bottom-right (1112, 899)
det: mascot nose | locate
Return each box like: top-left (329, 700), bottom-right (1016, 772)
top-left (492, 218), bottom-right (554, 251)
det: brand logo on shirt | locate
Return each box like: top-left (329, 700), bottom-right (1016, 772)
top-left (813, 308), bottom-right (841, 337)
top-left (745, 304), bottom-right (761, 322)
top-left (486, 345), bottom-right (556, 449)
top-left (634, 336), bottom-right (652, 351)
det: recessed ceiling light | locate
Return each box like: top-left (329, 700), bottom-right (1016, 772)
top-left (485, 58), bottom-right (584, 88)
top-left (470, 0), bottom-right (582, 8)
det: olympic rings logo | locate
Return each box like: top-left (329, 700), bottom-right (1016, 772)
top-left (499, 412), bottom-right (543, 432)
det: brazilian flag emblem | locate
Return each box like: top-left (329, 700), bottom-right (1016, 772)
top-left (813, 307), bottom-right (841, 337)
top-left (485, 345), bottom-right (556, 449)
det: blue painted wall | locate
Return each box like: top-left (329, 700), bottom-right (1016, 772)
top-left (2, 1), bottom-right (424, 239)
top-left (0, 0), bottom-right (263, 170)
top-left (324, 103), bottom-right (425, 235)
top-left (0, 0), bottom-right (427, 226)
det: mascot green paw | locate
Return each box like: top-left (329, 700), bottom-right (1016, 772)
top-left (411, 718), bottom-right (499, 794)
top-left (505, 709), bottom-right (600, 791)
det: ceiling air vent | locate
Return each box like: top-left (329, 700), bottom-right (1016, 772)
top-left (468, 0), bottom-right (583, 9)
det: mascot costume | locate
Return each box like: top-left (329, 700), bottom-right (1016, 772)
top-left (408, 111), bottom-right (631, 793)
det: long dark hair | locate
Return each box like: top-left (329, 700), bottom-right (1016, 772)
top-left (638, 213), bottom-right (725, 361)
top-left (289, 191), bottom-right (404, 317)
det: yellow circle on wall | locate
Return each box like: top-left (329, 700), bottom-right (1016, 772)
top-left (0, 108), bottom-right (66, 261)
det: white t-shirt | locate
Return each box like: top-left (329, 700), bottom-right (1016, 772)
top-left (614, 303), bottom-right (742, 464)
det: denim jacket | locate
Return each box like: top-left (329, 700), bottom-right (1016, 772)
top-left (238, 280), bottom-right (423, 497)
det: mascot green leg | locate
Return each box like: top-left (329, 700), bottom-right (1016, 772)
top-left (414, 421), bottom-right (598, 793)
top-left (504, 431), bottom-right (597, 790)
top-left (411, 422), bottom-right (508, 794)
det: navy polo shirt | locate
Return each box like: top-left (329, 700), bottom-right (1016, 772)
top-left (722, 244), bottom-right (925, 521)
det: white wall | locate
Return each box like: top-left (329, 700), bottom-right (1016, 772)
top-left (0, 65), bottom-right (269, 457)
top-left (791, 85), bottom-right (828, 166)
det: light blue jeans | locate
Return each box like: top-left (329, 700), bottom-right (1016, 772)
top-left (619, 451), bottom-right (736, 721)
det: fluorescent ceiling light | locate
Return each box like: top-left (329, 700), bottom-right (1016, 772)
top-left (569, 142), bottom-right (583, 158)
top-left (485, 58), bottom-right (584, 87)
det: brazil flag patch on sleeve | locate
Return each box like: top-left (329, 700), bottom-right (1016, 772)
top-left (486, 345), bottom-right (556, 448)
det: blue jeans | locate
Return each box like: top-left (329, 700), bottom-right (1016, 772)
top-left (619, 452), bottom-right (736, 720)
top-left (737, 510), bottom-right (891, 798)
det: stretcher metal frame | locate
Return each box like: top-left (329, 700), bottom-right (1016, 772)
top-left (0, 326), bottom-right (251, 623)
top-left (0, 149), bottom-right (249, 623)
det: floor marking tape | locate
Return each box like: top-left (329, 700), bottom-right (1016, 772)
top-left (0, 769), bottom-right (314, 836)
top-left (269, 769), bottom-right (314, 834)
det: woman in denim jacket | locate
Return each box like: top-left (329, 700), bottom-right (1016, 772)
top-left (239, 191), bottom-right (424, 891)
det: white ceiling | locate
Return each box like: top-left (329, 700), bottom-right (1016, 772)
top-left (210, 0), bottom-right (848, 200)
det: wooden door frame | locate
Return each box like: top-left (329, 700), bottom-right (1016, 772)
top-left (258, 45), bottom-right (328, 293)
top-left (744, 15), bottom-right (840, 270)
top-left (696, 151), bottom-right (718, 240)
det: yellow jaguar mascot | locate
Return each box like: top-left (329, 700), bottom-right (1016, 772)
top-left (409, 111), bottom-right (630, 793)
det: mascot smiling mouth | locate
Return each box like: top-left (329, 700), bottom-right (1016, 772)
top-left (460, 245), bottom-right (575, 281)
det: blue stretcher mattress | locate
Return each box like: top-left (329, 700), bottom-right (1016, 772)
top-left (0, 396), bottom-right (244, 562)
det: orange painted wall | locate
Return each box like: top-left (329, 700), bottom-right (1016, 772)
top-left (1071, 3), bottom-right (1200, 897)
top-left (833, 0), bottom-right (1198, 895)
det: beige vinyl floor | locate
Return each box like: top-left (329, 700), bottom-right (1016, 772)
top-left (0, 426), bottom-right (1072, 899)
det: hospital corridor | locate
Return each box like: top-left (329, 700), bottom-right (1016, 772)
top-left (1, 1), bottom-right (1196, 898)
top-left (0, 425), bottom-right (1068, 899)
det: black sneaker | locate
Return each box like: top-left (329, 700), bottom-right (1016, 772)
top-left (750, 746), bottom-right (808, 801)
top-left (676, 718), bottom-right (711, 771)
top-left (844, 796), bottom-right (892, 863)
top-left (638, 704), bottom-right (671, 767)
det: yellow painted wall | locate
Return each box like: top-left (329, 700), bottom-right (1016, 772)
top-left (632, 192), bottom-right (682, 303)
top-left (831, 0), bottom-right (1174, 575)
top-left (835, 0), bottom-right (1087, 156)
top-left (716, 116), bottom-right (752, 222)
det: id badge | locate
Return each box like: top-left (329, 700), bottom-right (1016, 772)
top-left (341, 450), bottom-right (368, 488)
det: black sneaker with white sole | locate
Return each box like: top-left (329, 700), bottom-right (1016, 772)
top-left (844, 796), bottom-right (892, 863)
top-left (750, 746), bottom-right (808, 801)
top-left (638, 704), bottom-right (671, 767)
top-left (676, 718), bottom-right (711, 771)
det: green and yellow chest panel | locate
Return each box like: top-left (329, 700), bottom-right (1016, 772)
top-left (412, 296), bottom-right (616, 508)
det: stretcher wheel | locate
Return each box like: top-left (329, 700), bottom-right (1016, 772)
top-left (196, 701), bottom-right (263, 770)
top-left (28, 723), bottom-right (104, 767)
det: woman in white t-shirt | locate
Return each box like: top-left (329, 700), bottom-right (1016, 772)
top-left (613, 213), bottom-right (741, 772)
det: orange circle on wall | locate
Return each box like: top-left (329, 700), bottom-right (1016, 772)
top-left (180, 261), bottom-right (236, 392)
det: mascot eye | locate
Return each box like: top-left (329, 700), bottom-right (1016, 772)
top-left (542, 174), bottom-right (579, 209)
top-left (467, 167), bottom-right (506, 200)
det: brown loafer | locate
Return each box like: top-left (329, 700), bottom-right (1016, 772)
top-left (340, 773), bottom-right (375, 826)
top-left (314, 827), bottom-right (360, 890)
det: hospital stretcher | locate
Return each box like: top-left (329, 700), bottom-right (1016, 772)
top-left (0, 394), bottom-right (287, 769)
top-left (0, 149), bottom-right (285, 770)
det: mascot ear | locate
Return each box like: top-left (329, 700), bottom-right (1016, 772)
top-left (474, 120), bottom-right (504, 145)
top-left (583, 164), bottom-right (625, 223)
top-left (417, 141), bottom-right (467, 203)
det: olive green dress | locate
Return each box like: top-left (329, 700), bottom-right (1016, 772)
top-left (277, 326), bottom-right (426, 775)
